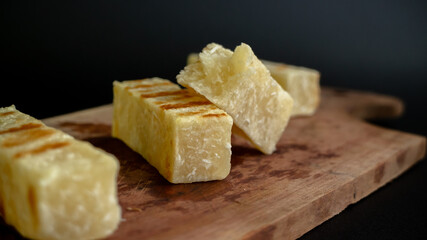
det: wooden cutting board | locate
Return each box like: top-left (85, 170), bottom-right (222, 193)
top-left (1, 88), bottom-right (425, 239)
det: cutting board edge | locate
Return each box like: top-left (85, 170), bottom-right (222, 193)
top-left (269, 136), bottom-right (426, 239)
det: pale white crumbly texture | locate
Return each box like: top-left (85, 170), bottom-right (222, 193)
top-left (112, 78), bottom-right (232, 183)
top-left (262, 60), bottom-right (320, 116)
top-left (178, 43), bottom-right (293, 154)
top-left (0, 105), bottom-right (121, 240)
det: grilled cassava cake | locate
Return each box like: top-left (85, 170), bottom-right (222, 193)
top-left (187, 53), bottom-right (320, 117)
top-left (113, 78), bottom-right (233, 183)
top-left (0, 105), bottom-right (121, 240)
top-left (179, 43), bottom-right (293, 154)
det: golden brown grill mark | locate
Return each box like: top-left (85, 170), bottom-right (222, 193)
top-left (3, 129), bottom-right (56, 148)
top-left (125, 82), bottom-right (174, 90)
top-left (0, 111), bottom-right (15, 117)
top-left (154, 94), bottom-right (197, 105)
top-left (134, 89), bottom-right (156, 93)
top-left (0, 123), bottom-right (42, 135)
top-left (170, 94), bottom-right (195, 101)
top-left (14, 141), bottom-right (70, 159)
top-left (177, 110), bottom-right (208, 116)
top-left (202, 113), bottom-right (228, 118)
top-left (140, 89), bottom-right (188, 98)
top-left (160, 101), bottom-right (213, 110)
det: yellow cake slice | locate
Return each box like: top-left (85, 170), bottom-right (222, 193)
top-left (0, 105), bottom-right (121, 240)
top-left (178, 43), bottom-right (293, 154)
top-left (187, 53), bottom-right (320, 117)
top-left (112, 78), bottom-right (233, 183)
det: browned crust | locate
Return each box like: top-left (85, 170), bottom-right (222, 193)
top-left (0, 111), bottom-right (15, 117)
top-left (0, 123), bottom-right (43, 135)
top-left (14, 141), bottom-right (70, 159)
top-left (177, 110), bottom-right (208, 116)
top-left (202, 113), bottom-right (228, 118)
top-left (125, 82), bottom-right (174, 90)
top-left (3, 129), bottom-right (56, 148)
top-left (160, 101), bottom-right (213, 110)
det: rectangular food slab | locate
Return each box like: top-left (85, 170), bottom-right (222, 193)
top-left (2, 87), bottom-right (425, 240)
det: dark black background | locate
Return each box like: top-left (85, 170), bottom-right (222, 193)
top-left (1, 0), bottom-right (426, 239)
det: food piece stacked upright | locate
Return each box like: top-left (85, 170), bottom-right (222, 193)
top-left (178, 43), bottom-right (294, 154)
top-left (113, 78), bottom-right (233, 183)
top-left (187, 53), bottom-right (321, 117)
top-left (113, 42), bottom-right (317, 183)
top-left (0, 106), bottom-right (121, 240)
